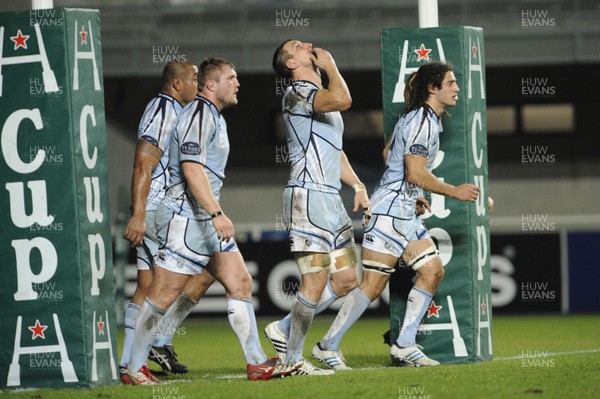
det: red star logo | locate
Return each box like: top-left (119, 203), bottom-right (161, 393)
top-left (80, 25), bottom-right (88, 45)
top-left (28, 319), bottom-right (48, 340)
top-left (10, 29), bottom-right (30, 50)
top-left (97, 317), bottom-right (105, 335)
top-left (414, 43), bottom-right (431, 62)
top-left (481, 302), bottom-right (486, 315)
top-left (472, 46), bottom-right (478, 58)
top-left (426, 301), bottom-right (442, 318)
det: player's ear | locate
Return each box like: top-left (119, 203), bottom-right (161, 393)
top-left (173, 77), bottom-right (183, 91)
top-left (285, 58), bottom-right (299, 73)
top-left (205, 78), bottom-right (217, 93)
top-left (427, 83), bottom-right (437, 95)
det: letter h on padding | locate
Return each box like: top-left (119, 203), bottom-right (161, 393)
top-left (91, 310), bottom-right (117, 381)
top-left (7, 314), bottom-right (78, 386)
top-left (73, 20), bottom-right (100, 91)
top-left (0, 23), bottom-right (59, 97)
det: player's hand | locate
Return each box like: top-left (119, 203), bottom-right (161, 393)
top-left (309, 47), bottom-right (337, 72)
top-left (353, 190), bottom-right (371, 226)
top-left (416, 197), bottom-right (431, 215)
top-left (123, 215), bottom-right (145, 247)
top-left (452, 183), bottom-right (480, 202)
top-left (212, 213), bottom-right (235, 242)
top-left (488, 196), bottom-right (494, 214)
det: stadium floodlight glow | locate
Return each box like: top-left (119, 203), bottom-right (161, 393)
top-left (418, 0), bottom-right (439, 28)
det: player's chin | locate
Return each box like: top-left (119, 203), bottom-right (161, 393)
top-left (446, 97), bottom-right (458, 107)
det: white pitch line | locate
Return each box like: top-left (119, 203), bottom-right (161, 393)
top-left (170, 349), bottom-right (600, 381)
top-left (215, 374), bottom-right (246, 380)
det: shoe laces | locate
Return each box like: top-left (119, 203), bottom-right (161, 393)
top-left (164, 345), bottom-right (177, 358)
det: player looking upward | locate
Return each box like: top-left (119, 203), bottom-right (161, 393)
top-left (266, 39), bottom-right (371, 374)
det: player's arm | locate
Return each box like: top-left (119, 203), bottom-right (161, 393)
top-left (488, 196), bottom-right (494, 213)
top-left (382, 134), bottom-right (394, 163)
top-left (405, 154), bottom-right (479, 202)
top-left (123, 141), bottom-right (162, 246)
top-left (311, 48), bottom-right (352, 113)
top-left (182, 162), bottom-right (234, 241)
top-left (341, 151), bottom-right (370, 214)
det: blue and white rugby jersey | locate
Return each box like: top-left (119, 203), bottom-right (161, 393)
top-left (137, 93), bottom-right (183, 211)
top-left (282, 80), bottom-right (344, 193)
top-left (162, 96), bottom-right (230, 220)
top-left (372, 107), bottom-right (440, 218)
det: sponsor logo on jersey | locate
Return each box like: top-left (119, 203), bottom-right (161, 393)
top-left (409, 143), bottom-right (429, 157)
top-left (181, 141), bottom-right (200, 155)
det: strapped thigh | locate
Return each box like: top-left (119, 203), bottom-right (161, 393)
top-left (362, 259), bottom-right (395, 275)
top-left (296, 252), bottom-right (332, 274)
top-left (329, 246), bottom-right (358, 274)
top-left (405, 244), bottom-right (439, 270)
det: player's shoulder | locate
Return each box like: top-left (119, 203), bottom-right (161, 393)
top-left (194, 95), bottom-right (220, 116)
top-left (143, 92), bottom-right (180, 115)
top-left (285, 80), bottom-right (318, 98)
top-left (402, 107), bottom-right (438, 129)
top-left (283, 80), bottom-right (319, 114)
top-left (405, 107), bottom-right (425, 121)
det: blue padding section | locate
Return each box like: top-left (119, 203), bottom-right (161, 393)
top-left (568, 232), bottom-right (600, 312)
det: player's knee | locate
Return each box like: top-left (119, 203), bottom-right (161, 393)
top-left (436, 260), bottom-right (445, 281)
top-left (184, 273), bottom-right (213, 300)
top-left (418, 256), bottom-right (444, 286)
top-left (134, 281), bottom-right (152, 299)
top-left (331, 269), bottom-right (358, 296)
top-left (236, 272), bottom-right (253, 296)
top-left (301, 283), bottom-right (327, 302)
top-left (359, 260), bottom-right (394, 299)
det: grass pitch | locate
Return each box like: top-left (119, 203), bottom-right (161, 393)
top-left (3, 314), bottom-right (600, 399)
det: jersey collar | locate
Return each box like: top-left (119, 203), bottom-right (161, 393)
top-left (196, 95), bottom-right (220, 115)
